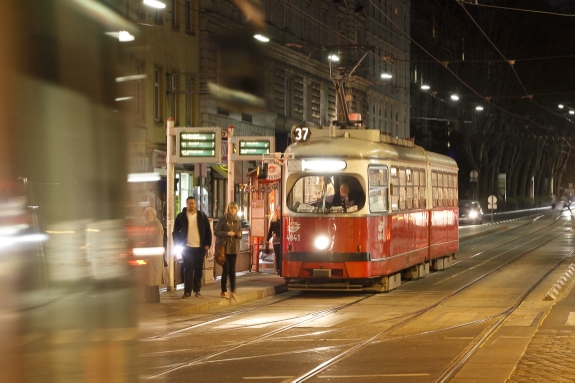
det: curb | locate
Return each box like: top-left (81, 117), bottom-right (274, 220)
top-left (543, 262), bottom-right (575, 301)
top-left (167, 283), bottom-right (288, 316)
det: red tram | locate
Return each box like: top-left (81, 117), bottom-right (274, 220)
top-left (281, 126), bottom-right (458, 291)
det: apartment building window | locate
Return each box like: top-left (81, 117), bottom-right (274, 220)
top-left (154, 68), bottom-right (161, 121)
top-left (172, 0), bottom-right (178, 28)
top-left (285, 77), bottom-right (293, 117)
top-left (171, 73), bottom-right (179, 125)
top-left (320, 86), bottom-right (327, 125)
top-left (185, 76), bottom-right (193, 125)
top-left (185, 0), bottom-right (192, 32)
top-left (136, 63), bottom-right (143, 118)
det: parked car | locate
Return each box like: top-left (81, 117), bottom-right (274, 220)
top-left (458, 200), bottom-right (483, 225)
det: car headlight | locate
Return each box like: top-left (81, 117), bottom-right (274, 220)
top-left (469, 210), bottom-right (478, 219)
top-left (314, 235), bottom-right (330, 250)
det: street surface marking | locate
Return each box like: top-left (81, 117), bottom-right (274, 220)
top-left (566, 312), bottom-right (575, 326)
top-left (444, 337), bottom-right (474, 340)
top-left (295, 313), bottom-right (356, 328)
top-left (318, 373), bottom-right (430, 378)
top-left (244, 377), bottom-right (293, 380)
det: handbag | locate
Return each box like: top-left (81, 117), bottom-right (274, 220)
top-left (215, 239), bottom-right (227, 266)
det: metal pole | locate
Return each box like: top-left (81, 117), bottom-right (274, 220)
top-left (166, 117), bottom-right (176, 291)
top-left (227, 125), bottom-right (235, 207)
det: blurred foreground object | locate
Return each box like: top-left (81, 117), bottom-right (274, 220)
top-left (0, 1), bottom-right (138, 381)
top-left (210, 30), bottom-right (266, 112)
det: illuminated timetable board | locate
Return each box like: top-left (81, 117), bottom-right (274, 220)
top-left (232, 136), bottom-right (275, 160)
top-left (175, 127), bottom-right (222, 163)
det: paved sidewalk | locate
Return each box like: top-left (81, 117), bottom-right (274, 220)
top-left (140, 271), bottom-right (287, 321)
top-left (507, 262), bottom-right (575, 382)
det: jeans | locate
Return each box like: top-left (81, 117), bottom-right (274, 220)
top-left (273, 243), bottom-right (282, 275)
top-left (182, 246), bottom-right (204, 294)
top-left (221, 254), bottom-right (237, 293)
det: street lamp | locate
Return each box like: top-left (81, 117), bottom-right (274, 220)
top-left (420, 85), bottom-right (430, 90)
top-left (570, 110), bottom-right (574, 115)
top-left (476, 106), bottom-right (484, 111)
top-left (143, 0), bottom-right (166, 8)
top-left (381, 73), bottom-right (392, 79)
top-left (451, 94), bottom-right (459, 101)
top-left (328, 54), bottom-right (340, 62)
top-left (559, 104), bottom-right (564, 109)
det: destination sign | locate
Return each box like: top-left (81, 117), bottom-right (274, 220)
top-left (231, 136), bottom-right (275, 160)
top-left (175, 127), bottom-right (222, 163)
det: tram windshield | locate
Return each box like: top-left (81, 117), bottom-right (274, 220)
top-left (287, 175), bottom-right (365, 213)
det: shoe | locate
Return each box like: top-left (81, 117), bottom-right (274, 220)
top-left (220, 292), bottom-right (229, 299)
top-left (195, 292), bottom-right (201, 297)
top-left (181, 293), bottom-right (191, 299)
top-left (231, 292), bottom-right (237, 302)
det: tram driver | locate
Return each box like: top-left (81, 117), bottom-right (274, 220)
top-left (322, 183), bottom-right (364, 212)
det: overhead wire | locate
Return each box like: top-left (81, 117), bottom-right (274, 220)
top-left (456, 1), bottom-right (575, 140)
top-left (459, 0), bottom-right (575, 17)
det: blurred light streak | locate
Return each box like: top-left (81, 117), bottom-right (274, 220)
top-left (127, 172), bottom-right (160, 182)
top-left (132, 247), bottom-right (165, 256)
top-left (115, 74), bottom-right (147, 82)
top-left (143, 0), bottom-right (166, 9)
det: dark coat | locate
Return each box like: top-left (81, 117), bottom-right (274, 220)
top-left (214, 213), bottom-right (242, 255)
top-left (266, 220), bottom-right (281, 244)
top-left (173, 208), bottom-right (212, 248)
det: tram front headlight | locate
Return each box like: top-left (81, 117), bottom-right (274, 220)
top-left (314, 235), bottom-right (330, 250)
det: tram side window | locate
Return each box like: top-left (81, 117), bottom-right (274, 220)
top-left (447, 173), bottom-right (454, 207)
top-left (431, 171), bottom-right (438, 208)
top-left (453, 173), bottom-right (458, 205)
top-left (368, 166), bottom-right (388, 212)
top-left (406, 168), bottom-right (414, 209)
top-left (399, 167), bottom-right (406, 210)
top-left (438, 172), bottom-right (444, 207)
top-left (413, 169), bottom-right (419, 209)
top-left (419, 168), bottom-right (426, 208)
top-left (390, 166), bottom-right (399, 211)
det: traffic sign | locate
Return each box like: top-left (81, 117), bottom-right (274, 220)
top-left (175, 127), bottom-right (222, 163)
top-left (470, 170), bottom-right (478, 181)
top-left (231, 136), bottom-right (275, 160)
top-left (488, 195), bottom-right (497, 204)
top-left (488, 203), bottom-right (497, 210)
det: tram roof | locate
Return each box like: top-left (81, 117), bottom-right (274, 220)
top-left (285, 134), bottom-right (457, 169)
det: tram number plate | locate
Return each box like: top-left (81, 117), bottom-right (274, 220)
top-left (287, 234), bottom-right (300, 241)
top-left (313, 269), bottom-right (331, 278)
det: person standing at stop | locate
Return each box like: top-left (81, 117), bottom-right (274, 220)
top-left (214, 202), bottom-right (242, 301)
top-left (173, 197), bottom-right (212, 298)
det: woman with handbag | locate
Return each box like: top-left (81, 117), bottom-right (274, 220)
top-left (266, 207), bottom-right (282, 276)
top-left (214, 202), bottom-right (242, 300)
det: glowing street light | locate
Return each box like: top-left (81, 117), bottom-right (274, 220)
top-left (254, 34), bottom-right (269, 42)
top-left (476, 106), bottom-right (484, 111)
top-left (328, 54), bottom-right (340, 62)
top-left (451, 94), bottom-right (459, 101)
top-left (570, 110), bottom-right (574, 115)
top-left (143, 0), bottom-right (166, 9)
top-left (559, 104), bottom-right (564, 109)
top-left (381, 73), bottom-right (392, 79)
top-left (420, 85), bottom-right (430, 90)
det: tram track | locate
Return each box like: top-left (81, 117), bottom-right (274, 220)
top-left (288, 225), bottom-right (574, 382)
top-left (146, 213), bottom-right (558, 342)
top-left (145, 294), bottom-right (374, 379)
top-left (143, 213), bottom-right (574, 382)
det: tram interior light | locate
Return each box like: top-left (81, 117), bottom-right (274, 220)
top-left (302, 160), bottom-right (346, 171)
top-left (314, 235), bottom-right (330, 250)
